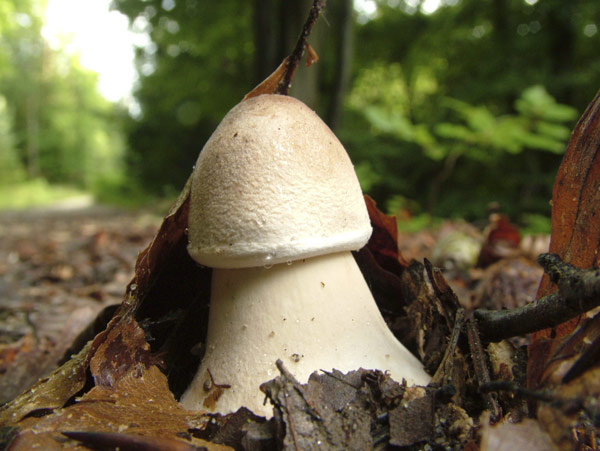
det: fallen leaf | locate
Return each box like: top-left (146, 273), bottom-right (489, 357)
top-left (529, 90), bottom-right (600, 391)
top-left (388, 393), bottom-right (434, 447)
top-left (242, 58), bottom-right (289, 101)
top-left (364, 195), bottom-right (409, 270)
top-left (476, 214), bottom-right (521, 268)
top-left (10, 365), bottom-right (223, 450)
top-left (0, 342), bottom-right (91, 426)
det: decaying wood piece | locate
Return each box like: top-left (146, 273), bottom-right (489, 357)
top-left (474, 253), bottom-right (600, 342)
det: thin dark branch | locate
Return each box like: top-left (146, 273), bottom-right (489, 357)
top-left (275, 0), bottom-right (326, 95)
top-left (431, 308), bottom-right (464, 386)
top-left (563, 333), bottom-right (600, 383)
top-left (466, 319), bottom-right (501, 420)
top-left (424, 258), bottom-right (460, 330)
top-left (275, 359), bottom-right (301, 450)
top-left (480, 381), bottom-right (558, 404)
top-left (474, 253), bottom-right (600, 342)
top-left (480, 381), bottom-right (589, 415)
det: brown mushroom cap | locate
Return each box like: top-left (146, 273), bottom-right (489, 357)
top-left (188, 94), bottom-right (372, 268)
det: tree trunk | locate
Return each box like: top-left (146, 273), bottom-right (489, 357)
top-left (253, 0), bottom-right (277, 84)
top-left (326, 0), bottom-right (353, 130)
top-left (25, 94), bottom-right (39, 177)
top-left (546, 0), bottom-right (575, 104)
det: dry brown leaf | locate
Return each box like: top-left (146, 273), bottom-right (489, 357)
top-left (305, 43), bottom-right (319, 67)
top-left (364, 195), bottom-right (409, 271)
top-left (0, 341), bottom-right (91, 427)
top-left (10, 366), bottom-right (224, 450)
top-left (242, 58), bottom-right (289, 102)
top-left (388, 393), bottom-right (434, 447)
top-left (89, 313), bottom-right (157, 388)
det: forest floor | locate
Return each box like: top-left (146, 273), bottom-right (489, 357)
top-left (0, 204), bottom-right (162, 404)
top-left (0, 204), bottom-right (547, 407)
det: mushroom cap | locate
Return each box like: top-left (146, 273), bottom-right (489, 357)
top-left (188, 94), bottom-right (372, 268)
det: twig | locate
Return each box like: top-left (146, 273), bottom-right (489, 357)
top-left (275, 0), bottom-right (326, 95)
top-left (431, 308), bottom-right (465, 386)
top-left (480, 381), bottom-right (558, 404)
top-left (474, 254), bottom-right (600, 342)
top-left (563, 333), bottom-right (600, 383)
top-left (466, 318), bottom-right (501, 420)
top-left (480, 381), bottom-right (589, 415)
top-left (319, 369), bottom-right (362, 389)
top-left (275, 360), bottom-right (301, 451)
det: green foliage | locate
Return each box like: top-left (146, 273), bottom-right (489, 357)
top-left (340, 0), bottom-right (600, 223)
top-left (91, 172), bottom-right (159, 209)
top-left (0, 95), bottom-right (25, 184)
top-left (110, 0), bottom-right (599, 219)
top-left (3, 0), bottom-right (597, 219)
top-left (520, 213), bottom-right (552, 235)
top-left (0, 0), bottom-right (127, 198)
top-left (346, 68), bottom-right (578, 220)
top-left (435, 86), bottom-right (578, 158)
top-left (0, 178), bottom-right (87, 210)
top-left (113, 0), bottom-right (255, 193)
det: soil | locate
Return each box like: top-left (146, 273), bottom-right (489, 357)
top-left (0, 204), bottom-right (161, 403)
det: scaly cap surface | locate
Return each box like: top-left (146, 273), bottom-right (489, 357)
top-left (188, 94), bottom-right (372, 268)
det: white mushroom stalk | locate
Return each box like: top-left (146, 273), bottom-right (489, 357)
top-left (181, 94), bottom-right (430, 417)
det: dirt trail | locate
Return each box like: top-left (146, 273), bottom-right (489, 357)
top-left (0, 204), bottom-right (161, 403)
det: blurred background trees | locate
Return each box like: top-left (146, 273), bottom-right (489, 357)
top-left (2, 0), bottom-right (600, 228)
top-left (0, 0), bottom-right (124, 193)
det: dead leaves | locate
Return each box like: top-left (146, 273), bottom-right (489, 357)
top-left (1, 192), bottom-right (470, 450)
top-left (533, 90), bottom-right (600, 340)
top-left (261, 360), bottom-right (472, 450)
top-left (0, 207), bottom-right (156, 404)
top-left (0, 342), bottom-right (91, 427)
top-left (11, 365), bottom-right (218, 450)
top-left (3, 312), bottom-right (219, 450)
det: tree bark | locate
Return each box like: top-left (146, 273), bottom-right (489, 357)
top-left (253, 0), bottom-right (277, 84)
top-left (326, 0), bottom-right (353, 130)
top-left (25, 93), bottom-right (39, 177)
top-left (546, 0), bottom-right (575, 104)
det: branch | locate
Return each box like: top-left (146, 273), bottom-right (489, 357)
top-left (465, 319), bottom-right (501, 420)
top-left (275, 0), bottom-right (326, 95)
top-left (474, 254), bottom-right (600, 342)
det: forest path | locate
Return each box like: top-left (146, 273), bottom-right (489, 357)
top-left (0, 204), bottom-right (161, 403)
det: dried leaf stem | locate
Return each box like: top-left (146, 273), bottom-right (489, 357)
top-left (474, 253), bottom-right (600, 342)
top-left (431, 308), bottom-right (464, 386)
top-left (465, 319), bottom-right (501, 420)
top-left (276, 0), bottom-right (326, 95)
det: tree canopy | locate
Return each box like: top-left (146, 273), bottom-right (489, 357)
top-left (2, 0), bottom-right (600, 224)
top-left (0, 0), bottom-right (124, 190)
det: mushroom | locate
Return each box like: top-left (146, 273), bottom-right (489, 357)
top-left (181, 94), bottom-right (430, 417)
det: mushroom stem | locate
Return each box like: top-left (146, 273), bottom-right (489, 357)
top-left (180, 251), bottom-right (431, 417)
